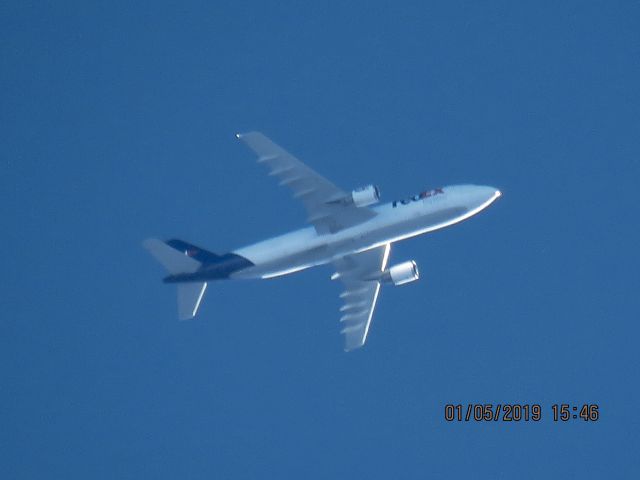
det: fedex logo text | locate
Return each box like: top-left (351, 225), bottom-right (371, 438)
top-left (392, 188), bottom-right (444, 208)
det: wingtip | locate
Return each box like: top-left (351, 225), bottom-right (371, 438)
top-left (235, 131), bottom-right (262, 140)
top-left (343, 338), bottom-right (365, 352)
top-left (343, 345), bottom-right (362, 353)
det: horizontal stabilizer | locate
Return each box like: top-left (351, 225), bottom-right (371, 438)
top-left (178, 282), bottom-right (208, 320)
top-left (143, 238), bottom-right (201, 274)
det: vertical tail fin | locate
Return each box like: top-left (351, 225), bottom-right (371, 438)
top-left (143, 238), bottom-right (208, 320)
top-left (143, 238), bottom-right (201, 274)
top-left (165, 239), bottom-right (220, 264)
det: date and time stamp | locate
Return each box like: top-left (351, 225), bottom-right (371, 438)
top-left (444, 404), bottom-right (600, 422)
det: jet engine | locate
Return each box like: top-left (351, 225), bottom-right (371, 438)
top-left (382, 260), bottom-right (420, 286)
top-left (351, 185), bottom-right (380, 207)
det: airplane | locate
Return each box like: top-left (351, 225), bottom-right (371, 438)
top-left (144, 132), bottom-right (501, 351)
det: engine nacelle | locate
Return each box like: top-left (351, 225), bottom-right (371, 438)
top-left (351, 185), bottom-right (380, 207)
top-left (382, 261), bottom-right (420, 286)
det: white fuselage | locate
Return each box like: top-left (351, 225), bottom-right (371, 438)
top-left (231, 185), bottom-right (501, 279)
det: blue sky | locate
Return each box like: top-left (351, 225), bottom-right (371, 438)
top-left (2, 1), bottom-right (639, 478)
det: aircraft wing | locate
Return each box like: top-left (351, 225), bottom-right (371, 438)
top-left (332, 244), bottom-right (391, 351)
top-left (236, 131), bottom-right (377, 234)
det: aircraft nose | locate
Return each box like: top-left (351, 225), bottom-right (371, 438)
top-left (481, 185), bottom-right (501, 201)
top-left (472, 185), bottom-right (501, 209)
top-left (448, 184), bottom-right (501, 209)
top-left (447, 184), bottom-right (500, 214)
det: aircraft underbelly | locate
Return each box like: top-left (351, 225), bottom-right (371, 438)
top-left (232, 205), bottom-right (468, 279)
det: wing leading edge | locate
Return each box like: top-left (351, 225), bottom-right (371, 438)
top-left (236, 131), bottom-right (377, 234)
top-left (332, 244), bottom-right (391, 351)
